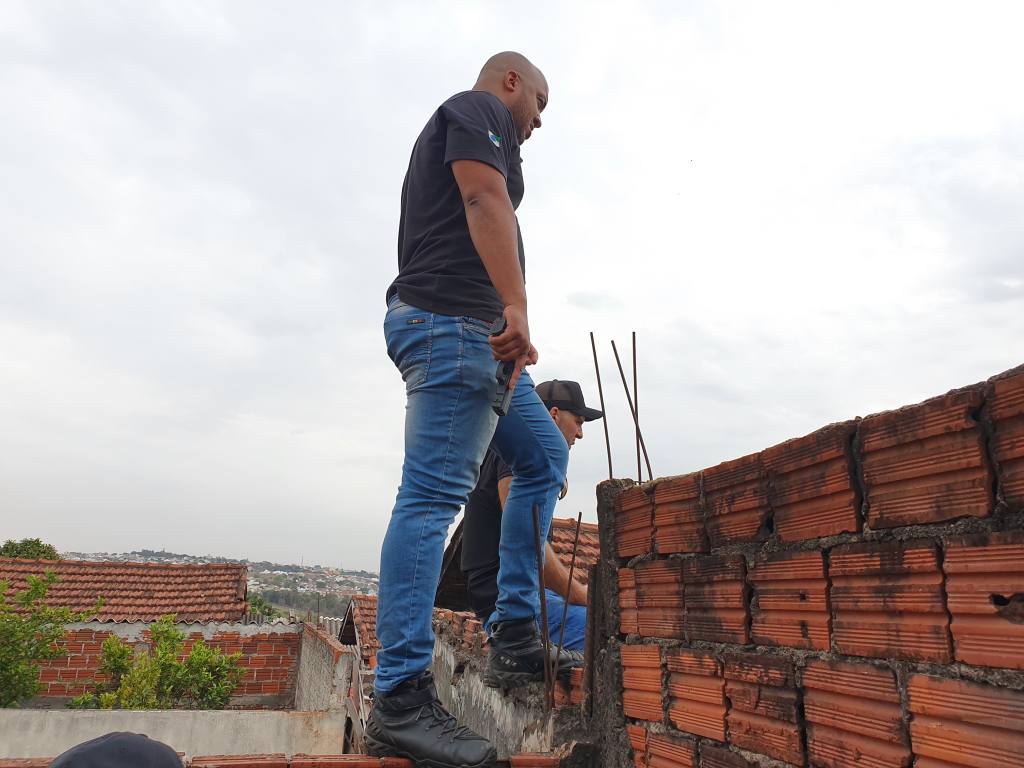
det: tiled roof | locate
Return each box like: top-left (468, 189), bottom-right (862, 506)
top-left (0, 558), bottom-right (247, 622)
top-left (549, 518), bottom-right (600, 585)
top-left (342, 593), bottom-right (379, 668)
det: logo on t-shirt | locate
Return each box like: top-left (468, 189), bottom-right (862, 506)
top-left (488, 130), bottom-right (502, 148)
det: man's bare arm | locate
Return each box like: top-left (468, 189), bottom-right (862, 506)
top-left (497, 475), bottom-right (588, 605)
top-left (451, 160), bottom-right (537, 375)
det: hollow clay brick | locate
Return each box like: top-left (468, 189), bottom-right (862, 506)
top-left (635, 559), bottom-right (686, 639)
top-left (620, 567), bottom-right (639, 635)
top-left (683, 555), bottom-right (749, 644)
top-left (702, 453), bottom-right (771, 547)
top-left (764, 420), bottom-right (861, 541)
top-left (653, 473), bottom-right (706, 554)
top-left (803, 658), bottom-right (910, 768)
top-left (830, 540), bottom-right (951, 662)
top-left (189, 757), bottom-right (289, 768)
top-left (749, 549), bottom-right (830, 651)
top-left (647, 730), bottom-right (698, 768)
top-left (991, 371), bottom-right (1024, 511)
top-left (666, 648), bottom-right (726, 741)
top-left (621, 644), bottom-right (664, 723)
top-left (859, 386), bottom-right (993, 528)
top-left (618, 486), bottom-right (654, 558)
top-left (292, 761), bottom-right (414, 768)
top-left (724, 654), bottom-right (802, 765)
top-left (698, 744), bottom-right (756, 768)
top-left (943, 530), bottom-right (1024, 670)
top-left (907, 674), bottom-right (1024, 768)
top-left (627, 723), bottom-right (648, 768)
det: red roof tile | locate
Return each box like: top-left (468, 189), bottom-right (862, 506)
top-left (346, 594), bottom-right (380, 669)
top-left (0, 558), bottom-right (246, 622)
top-left (549, 517), bottom-right (600, 585)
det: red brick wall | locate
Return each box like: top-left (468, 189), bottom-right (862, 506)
top-left (36, 625), bottom-right (300, 707)
top-left (611, 366), bottom-right (1024, 768)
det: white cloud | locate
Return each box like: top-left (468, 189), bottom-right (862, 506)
top-left (1, 0), bottom-right (1022, 568)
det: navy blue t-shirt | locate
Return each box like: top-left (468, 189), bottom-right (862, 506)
top-left (388, 91), bottom-right (525, 322)
top-left (461, 447), bottom-right (514, 572)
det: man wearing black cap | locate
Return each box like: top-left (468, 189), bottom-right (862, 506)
top-left (461, 379), bottom-right (603, 689)
top-left (49, 732), bottom-right (181, 768)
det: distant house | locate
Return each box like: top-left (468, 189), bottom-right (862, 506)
top-left (339, 593), bottom-right (379, 673)
top-left (0, 557), bottom-right (248, 622)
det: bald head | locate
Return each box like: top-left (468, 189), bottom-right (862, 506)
top-left (474, 51), bottom-right (548, 143)
top-left (476, 52), bottom-right (546, 89)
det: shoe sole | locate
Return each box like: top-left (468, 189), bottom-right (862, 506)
top-left (483, 659), bottom-right (583, 691)
top-left (482, 669), bottom-right (542, 691)
top-left (364, 734), bottom-right (497, 768)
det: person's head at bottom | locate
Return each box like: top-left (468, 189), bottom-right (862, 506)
top-left (49, 732), bottom-right (181, 768)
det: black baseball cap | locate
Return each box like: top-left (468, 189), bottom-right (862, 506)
top-left (49, 732), bottom-right (181, 768)
top-left (536, 379), bottom-right (603, 422)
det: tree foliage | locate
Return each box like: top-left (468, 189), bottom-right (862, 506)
top-left (0, 538), bottom-right (60, 560)
top-left (69, 615), bottom-right (243, 710)
top-left (260, 589), bottom-right (349, 617)
top-left (247, 593), bottom-right (278, 620)
top-left (0, 572), bottom-right (98, 707)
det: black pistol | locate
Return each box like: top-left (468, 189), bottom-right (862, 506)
top-left (489, 316), bottom-right (516, 417)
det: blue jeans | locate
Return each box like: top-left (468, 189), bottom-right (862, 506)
top-left (543, 589), bottom-right (587, 651)
top-left (375, 297), bottom-right (569, 694)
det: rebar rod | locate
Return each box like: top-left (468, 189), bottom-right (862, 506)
top-left (590, 332), bottom-right (613, 479)
top-left (633, 331), bottom-right (640, 483)
top-left (611, 339), bottom-right (653, 481)
top-left (532, 504), bottom-right (553, 710)
top-left (554, 512), bottom-right (584, 689)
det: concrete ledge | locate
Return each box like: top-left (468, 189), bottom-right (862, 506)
top-left (0, 710), bottom-right (346, 758)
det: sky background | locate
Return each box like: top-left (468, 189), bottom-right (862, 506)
top-left (2, 1), bottom-right (1022, 570)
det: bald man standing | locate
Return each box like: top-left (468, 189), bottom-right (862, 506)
top-left (368, 53), bottom-right (570, 766)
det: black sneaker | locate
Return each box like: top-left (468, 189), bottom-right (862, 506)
top-left (364, 673), bottom-right (497, 768)
top-left (483, 617), bottom-right (583, 690)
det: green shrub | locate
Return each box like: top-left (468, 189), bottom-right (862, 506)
top-left (70, 615), bottom-right (243, 710)
top-left (0, 572), bottom-right (100, 708)
top-left (67, 692), bottom-right (97, 710)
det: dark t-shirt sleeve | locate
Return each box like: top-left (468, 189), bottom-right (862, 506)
top-left (442, 94), bottom-right (511, 178)
top-left (495, 457), bottom-right (512, 482)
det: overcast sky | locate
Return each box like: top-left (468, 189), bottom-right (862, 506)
top-left (2, 1), bottom-right (1022, 571)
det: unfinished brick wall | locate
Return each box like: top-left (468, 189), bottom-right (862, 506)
top-left (603, 365), bottom-right (1024, 768)
top-left (35, 623), bottom-right (301, 709)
